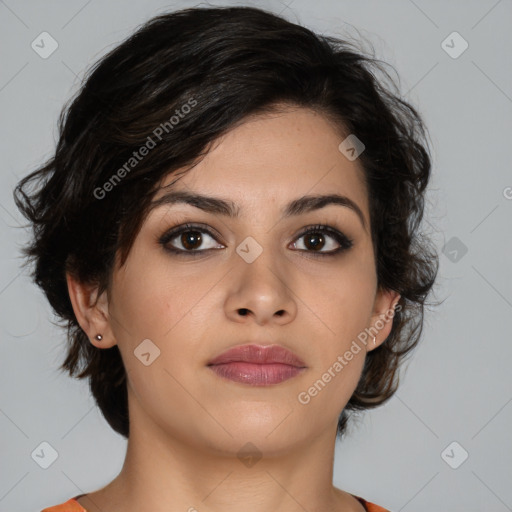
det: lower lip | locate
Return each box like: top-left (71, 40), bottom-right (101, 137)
top-left (208, 362), bottom-right (305, 386)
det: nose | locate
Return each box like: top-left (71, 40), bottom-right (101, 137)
top-left (224, 247), bottom-right (298, 326)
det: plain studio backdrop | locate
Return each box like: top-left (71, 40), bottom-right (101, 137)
top-left (0, 1), bottom-right (511, 511)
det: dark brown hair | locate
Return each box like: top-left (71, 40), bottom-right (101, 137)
top-left (13, 5), bottom-right (439, 439)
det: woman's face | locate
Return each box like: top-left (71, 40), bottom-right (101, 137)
top-left (98, 106), bottom-right (398, 454)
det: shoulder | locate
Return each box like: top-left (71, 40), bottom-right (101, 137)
top-left (41, 497), bottom-right (87, 512)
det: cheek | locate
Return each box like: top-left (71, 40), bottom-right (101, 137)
top-left (296, 348), bottom-right (365, 432)
top-left (110, 252), bottom-right (194, 340)
top-left (302, 261), bottom-right (375, 345)
top-left (294, 259), bottom-right (374, 409)
top-left (108, 252), bottom-right (219, 389)
top-left (112, 260), bottom-right (206, 427)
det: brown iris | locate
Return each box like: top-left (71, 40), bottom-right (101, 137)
top-left (180, 230), bottom-right (203, 250)
top-left (303, 232), bottom-right (325, 251)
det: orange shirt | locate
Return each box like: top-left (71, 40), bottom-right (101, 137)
top-left (41, 494), bottom-right (391, 511)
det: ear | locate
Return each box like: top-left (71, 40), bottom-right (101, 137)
top-left (366, 287), bottom-right (401, 353)
top-left (66, 272), bottom-right (117, 349)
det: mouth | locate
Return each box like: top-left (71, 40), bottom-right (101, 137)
top-left (207, 344), bottom-right (307, 386)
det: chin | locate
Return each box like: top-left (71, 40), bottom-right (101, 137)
top-left (201, 421), bottom-right (309, 457)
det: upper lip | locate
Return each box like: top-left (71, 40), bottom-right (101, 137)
top-left (207, 344), bottom-right (307, 368)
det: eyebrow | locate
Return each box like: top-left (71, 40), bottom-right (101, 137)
top-left (150, 190), bottom-right (367, 231)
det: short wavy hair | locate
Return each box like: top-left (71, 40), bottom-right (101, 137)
top-left (13, 5), bottom-right (439, 439)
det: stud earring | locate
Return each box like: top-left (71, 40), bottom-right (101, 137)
top-left (373, 336), bottom-right (376, 346)
top-left (95, 334), bottom-right (103, 341)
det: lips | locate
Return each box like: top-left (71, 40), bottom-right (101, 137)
top-left (207, 344), bottom-right (307, 386)
top-left (207, 344), bottom-right (306, 368)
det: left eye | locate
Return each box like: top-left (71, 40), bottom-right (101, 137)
top-left (291, 225), bottom-right (353, 254)
top-left (159, 223), bottom-right (353, 256)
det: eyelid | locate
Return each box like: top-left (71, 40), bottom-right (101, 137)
top-left (158, 222), bottom-right (224, 245)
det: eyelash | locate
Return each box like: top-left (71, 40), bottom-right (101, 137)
top-left (159, 222), bottom-right (354, 258)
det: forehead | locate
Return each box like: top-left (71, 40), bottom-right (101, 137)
top-left (153, 107), bottom-right (369, 222)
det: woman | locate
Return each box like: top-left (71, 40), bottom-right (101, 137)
top-left (14, 5), bottom-right (439, 512)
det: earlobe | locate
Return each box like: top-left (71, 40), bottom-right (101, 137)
top-left (65, 272), bottom-right (116, 348)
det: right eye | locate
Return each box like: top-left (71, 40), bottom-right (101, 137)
top-left (159, 223), bottom-right (225, 256)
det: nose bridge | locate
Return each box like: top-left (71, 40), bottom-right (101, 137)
top-left (235, 233), bottom-right (285, 291)
top-left (226, 233), bottom-right (297, 323)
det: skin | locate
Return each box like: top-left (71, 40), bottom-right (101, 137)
top-left (67, 105), bottom-right (400, 512)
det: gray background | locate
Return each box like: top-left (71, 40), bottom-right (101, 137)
top-left (1, 1), bottom-right (511, 511)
